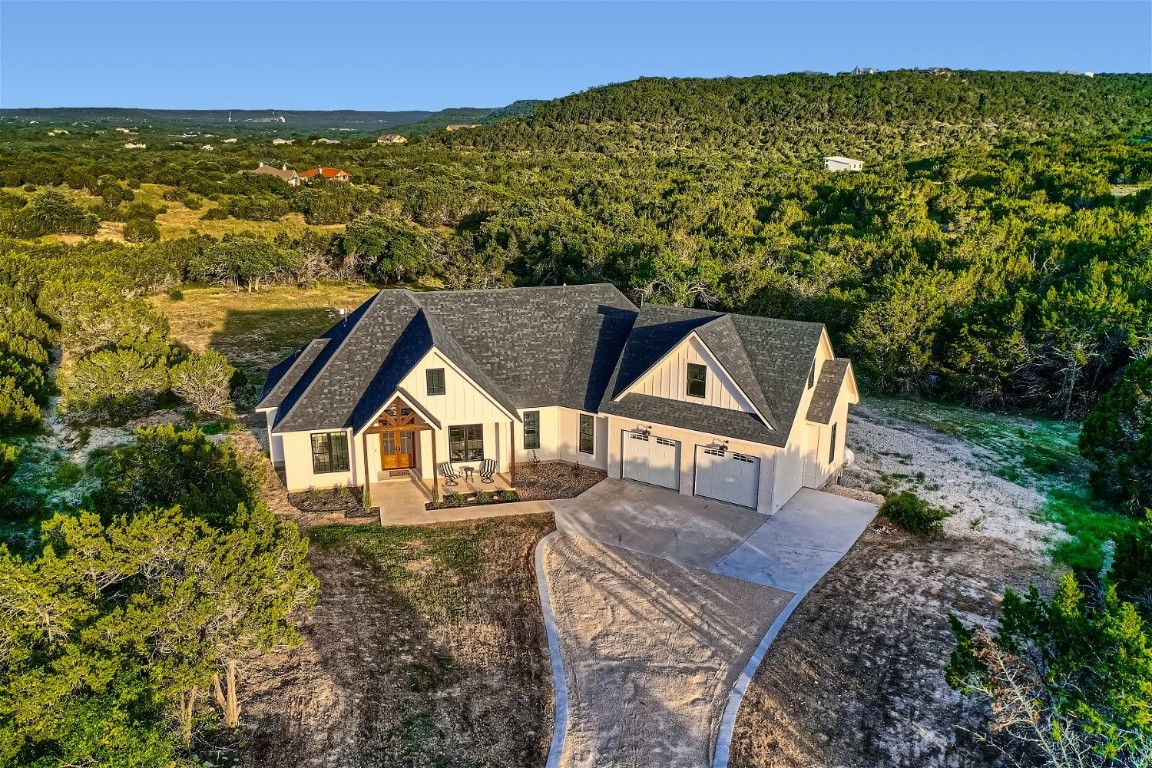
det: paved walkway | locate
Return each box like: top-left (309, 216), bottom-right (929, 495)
top-left (538, 482), bottom-right (877, 768)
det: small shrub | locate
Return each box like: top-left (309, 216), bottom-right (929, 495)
top-left (498, 489), bottom-right (516, 502)
top-left (336, 484), bottom-right (350, 498)
top-left (167, 287), bottom-right (184, 301)
top-left (54, 462), bottom-right (83, 486)
top-left (0, 443), bottom-right (21, 484)
top-left (201, 206), bottom-right (229, 220)
top-left (22, 185), bottom-right (36, 193)
top-left (475, 490), bottom-right (491, 503)
top-left (879, 490), bottom-right (950, 535)
top-left (169, 349), bottom-right (235, 416)
top-left (446, 492), bottom-right (467, 506)
top-left (123, 217), bottom-right (160, 243)
top-left (308, 486), bottom-right (321, 501)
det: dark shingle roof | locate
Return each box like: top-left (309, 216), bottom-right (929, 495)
top-left (608, 394), bottom-right (778, 444)
top-left (600, 305), bottom-right (825, 447)
top-left (806, 358), bottom-right (851, 424)
top-left (266, 284), bottom-right (637, 434)
top-left (262, 284), bottom-right (834, 446)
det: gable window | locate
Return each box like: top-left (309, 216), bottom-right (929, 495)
top-left (808, 362), bottom-right (816, 389)
top-left (523, 411), bottom-right (540, 450)
top-left (686, 363), bottom-right (707, 399)
top-left (311, 432), bottom-right (350, 474)
top-left (426, 368), bottom-right (446, 396)
top-left (829, 423), bottom-right (838, 465)
top-left (578, 414), bottom-right (595, 455)
top-left (449, 424), bottom-right (484, 462)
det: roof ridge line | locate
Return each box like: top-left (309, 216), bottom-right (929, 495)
top-left (273, 289), bottom-right (404, 430)
top-left (698, 315), bottom-right (776, 430)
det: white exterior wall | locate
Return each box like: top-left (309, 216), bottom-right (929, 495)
top-left (623, 334), bottom-right (759, 414)
top-left (558, 408), bottom-right (609, 470)
top-left (387, 348), bottom-right (517, 479)
top-left (516, 406), bottom-right (562, 462)
top-left (281, 428), bottom-right (357, 492)
top-left (263, 408), bottom-right (285, 465)
top-left (605, 416), bottom-right (778, 512)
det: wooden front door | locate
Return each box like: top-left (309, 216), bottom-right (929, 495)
top-left (381, 429), bottom-right (416, 470)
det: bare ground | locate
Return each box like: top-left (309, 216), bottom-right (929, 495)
top-left (729, 405), bottom-right (1060, 768)
top-left (238, 514), bottom-right (556, 768)
top-left (544, 534), bottom-right (792, 768)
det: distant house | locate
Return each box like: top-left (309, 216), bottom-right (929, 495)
top-left (115, 127), bottom-right (134, 134)
top-left (824, 156), bottom-right (864, 172)
top-left (445, 124), bottom-right (478, 132)
top-left (376, 134), bottom-right (408, 145)
top-left (222, 138), bottom-right (238, 144)
top-left (245, 162), bottom-right (301, 186)
top-left (47, 129), bottom-right (69, 136)
top-left (1084, 72), bottom-right (1095, 78)
top-left (312, 138), bottom-right (341, 145)
top-left (200, 144), bottom-right (215, 151)
top-left (850, 66), bottom-right (877, 76)
top-left (123, 142), bottom-right (147, 150)
top-left (299, 166), bottom-right (352, 183)
top-left (271, 138), bottom-right (294, 146)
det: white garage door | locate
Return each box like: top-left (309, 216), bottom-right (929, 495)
top-left (621, 431), bottom-right (680, 490)
top-left (694, 446), bottom-right (760, 508)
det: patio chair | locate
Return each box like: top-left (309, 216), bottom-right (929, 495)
top-left (479, 458), bottom-right (497, 484)
top-left (438, 462), bottom-right (460, 487)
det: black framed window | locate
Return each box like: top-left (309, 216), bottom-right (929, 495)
top-left (449, 424), bottom-right (484, 462)
top-left (829, 423), bottom-right (838, 465)
top-left (578, 414), bottom-right (594, 454)
top-left (426, 368), bottom-right (446, 396)
top-left (686, 363), bottom-right (707, 398)
top-left (523, 410), bottom-right (540, 450)
top-left (311, 431), bottom-right (350, 474)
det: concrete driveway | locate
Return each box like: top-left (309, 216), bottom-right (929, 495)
top-left (550, 479), bottom-right (877, 590)
top-left (540, 480), bottom-right (878, 768)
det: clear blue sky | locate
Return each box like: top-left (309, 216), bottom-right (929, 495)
top-left (1, 1), bottom-right (1149, 110)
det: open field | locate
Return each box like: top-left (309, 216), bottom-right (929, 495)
top-left (151, 282), bottom-right (380, 378)
top-left (5, 182), bottom-right (348, 243)
top-left (238, 515), bottom-right (555, 768)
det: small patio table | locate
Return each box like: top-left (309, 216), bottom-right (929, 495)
top-left (463, 466), bottom-right (475, 483)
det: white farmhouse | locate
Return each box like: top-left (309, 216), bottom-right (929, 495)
top-left (257, 285), bottom-right (858, 515)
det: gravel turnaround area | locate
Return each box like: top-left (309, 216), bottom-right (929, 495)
top-left (729, 403), bottom-right (1059, 768)
top-left (543, 533), bottom-right (792, 768)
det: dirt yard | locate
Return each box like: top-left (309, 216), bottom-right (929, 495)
top-left (238, 515), bottom-right (556, 768)
top-left (729, 403), bottom-right (1061, 768)
top-left (544, 533), bottom-right (792, 768)
top-left (514, 460), bottom-right (608, 501)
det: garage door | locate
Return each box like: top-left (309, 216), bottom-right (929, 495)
top-left (694, 446), bottom-right (760, 508)
top-left (621, 431), bottom-right (680, 490)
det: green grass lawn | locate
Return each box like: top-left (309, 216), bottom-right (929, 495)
top-left (869, 394), bottom-right (1136, 572)
top-left (152, 281), bottom-right (381, 380)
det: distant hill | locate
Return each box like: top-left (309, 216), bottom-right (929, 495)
top-left (447, 70), bottom-right (1152, 159)
top-left (0, 107), bottom-right (494, 132)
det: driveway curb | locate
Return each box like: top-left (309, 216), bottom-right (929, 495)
top-left (535, 530), bottom-right (568, 768)
top-left (711, 590), bottom-right (807, 768)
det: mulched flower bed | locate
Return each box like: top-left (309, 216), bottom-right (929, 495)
top-left (426, 490), bottom-right (521, 511)
top-left (287, 486), bottom-right (377, 519)
top-left (513, 460), bottom-right (606, 501)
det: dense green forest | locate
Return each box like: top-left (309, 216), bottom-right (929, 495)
top-left (3, 71), bottom-right (1149, 416)
top-left (1, 69), bottom-right (1151, 766)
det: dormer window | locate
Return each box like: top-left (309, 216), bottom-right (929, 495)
top-left (686, 363), bottom-right (707, 398)
top-left (807, 362), bottom-right (816, 389)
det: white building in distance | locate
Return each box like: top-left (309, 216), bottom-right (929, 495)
top-left (824, 156), bottom-right (864, 172)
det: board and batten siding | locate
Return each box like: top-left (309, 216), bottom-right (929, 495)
top-left (387, 348), bottom-right (518, 479)
top-left (623, 334), bottom-right (759, 414)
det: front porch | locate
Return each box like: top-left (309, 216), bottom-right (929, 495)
top-left (370, 471), bottom-right (553, 525)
